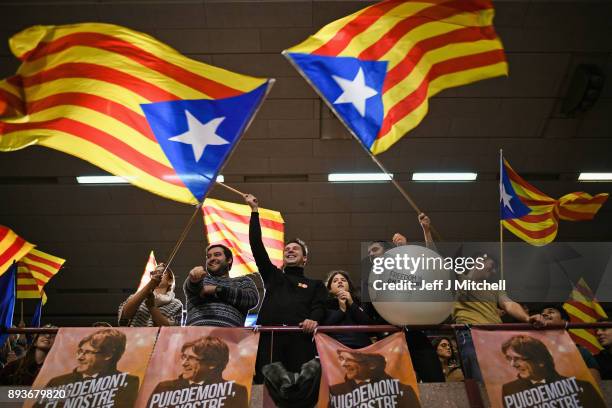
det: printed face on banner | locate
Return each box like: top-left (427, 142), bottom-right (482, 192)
top-left (26, 327), bottom-right (158, 408)
top-left (316, 332), bottom-right (421, 408)
top-left (135, 326), bottom-right (259, 408)
top-left (471, 329), bottom-right (606, 408)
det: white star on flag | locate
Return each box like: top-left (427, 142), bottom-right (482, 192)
top-left (500, 182), bottom-right (514, 211)
top-left (332, 67), bottom-right (378, 117)
top-left (169, 111), bottom-right (228, 162)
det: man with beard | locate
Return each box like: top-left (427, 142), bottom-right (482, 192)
top-left (184, 244), bottom-right (259, 327)
top-left (500, 335), bottom-right (605, 408)
top-left (329, 350), bottom-right (420, 408)
top-left (35, 329), bottom-right (140, 408)
top-left (147, 336), bottom-right (248, 408)
top-left (245, 193), bottom-right (327, 383)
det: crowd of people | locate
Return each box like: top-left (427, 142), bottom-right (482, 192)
top-left (0, 193), bottom-right (610, 401)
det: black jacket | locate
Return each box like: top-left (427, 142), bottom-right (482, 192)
top-left (323, 297), bottom-right (374, 349)
top-left (249, 212), bottom-right (327, 325)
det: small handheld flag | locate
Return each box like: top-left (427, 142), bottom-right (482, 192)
top-left (137, 251), bottom-right (158, 292)
top-left (0, 226), bottom-right (34, 276)
top-left (284, 0), bottom-right (508, 154)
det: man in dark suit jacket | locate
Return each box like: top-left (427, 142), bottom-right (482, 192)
top-left (500, 335), bottom-right (605, 408)
top-left (34, 328), bottom-right (140, 408)
top-left (146, 336), bottom-right (248, 408)
top-left (328, 350), bottom-right (421, 408)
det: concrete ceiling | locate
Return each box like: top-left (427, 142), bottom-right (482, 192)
top-left (0, 1), bottom-right (611, 325)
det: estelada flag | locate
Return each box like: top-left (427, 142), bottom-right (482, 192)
top-left (135, 326), bottom-right (260, 408)
top-left (203, 198), bottom-right (284, 277)
top-left (17, 248), bottom-right (65, 304)
top-left (284, 0), bottom-right (507, 154)
top-left (0, 225), bottom-right (34, 275)
top-left (0, 23), bottom-right (273, 204)
top-left (500, 157), bottom-right (608, 246)
top-left (563, 278), bottom-right (608, 354)
top-left (316, 332), bottom-right (421, 407)
top-left (27, 327), bottom-right (158, 408)
top-left (137, 250), bottom-right (158, 292)
top-left (472, 329), bottom-right (606, 408)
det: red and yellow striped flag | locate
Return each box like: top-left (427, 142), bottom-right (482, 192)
top-left (563, 278), bottom-right (608, 354)
top-left (0, 226), bottom-right (34, 276)
top-left (501, 159), bottom-right (608, 246)
top-left (284, 0), bottom-right (507, 154)
top-left (16, 248), bottom-right (65, 304)
top-left (203, 198), bottom-right (284, 277)
top-left (0, 23), bottom-right (271, 204)
top-left (137, 250), bottom-right (157, 292)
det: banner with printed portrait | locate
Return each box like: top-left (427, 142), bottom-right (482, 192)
top-left (316, 332), bottom-right (421, 408)
top-left (27, 327), bottom-right (158, 408)
top-left (472, 329), bottom-right (607, 408)
top-left (135, 326), bottom-right (259, 408)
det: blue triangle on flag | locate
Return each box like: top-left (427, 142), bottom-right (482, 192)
top-left (286, 53), bottom-right (386, 149)
top-left (500, 163), bottom-right (532, 220)
top-left (141, 83), bottom-right (268, 201)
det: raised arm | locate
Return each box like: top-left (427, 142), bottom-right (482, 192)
top-left (245, 194), bottom-right (276, 280)
top-left (118, 265), bottom-right (164, 325)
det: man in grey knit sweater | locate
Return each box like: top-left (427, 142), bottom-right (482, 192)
top-left (184, 244), bottom-right (259, 327)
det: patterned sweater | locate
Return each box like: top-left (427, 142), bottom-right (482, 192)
top-left (183, 273), bottom-right (259, 327)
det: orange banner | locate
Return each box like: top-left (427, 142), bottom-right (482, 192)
top-left (27, 327), bottom-right (158, 408)
top-left (135, 326), bottom-right (259, 408)
top-left (316, 332), bottom-right (421, 408)
top-left (472, 329), bottom-right (606, 408)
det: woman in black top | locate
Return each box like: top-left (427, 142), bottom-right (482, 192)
top-left (323, 270), bottom-right (375, 349)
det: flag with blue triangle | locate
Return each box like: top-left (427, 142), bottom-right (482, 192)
top-left (0, 263), bottom-right (17, 347)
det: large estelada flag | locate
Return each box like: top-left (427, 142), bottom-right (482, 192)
top-left (500, 157), bottom-right (608, 246)
top-left (17, 248), bottom-right (65, 304)
top-left (0, 23), bottom-right (273, 204)
top-left (27, 327), bottom-right (158, 408)
top-left (316, 332), bottom-right (421, 408)
top-left (284, 0), bottom-right (507, 154)
top-left (563, 278), bottom-right (608, 355)
top-left (203, 198), bottom-right (284, 277)
top-left (135, 326), bottom-right (259, 408)
top-left (472, 329), bottom-right (606, 408)
top-left (0, 226), bottom-right (34, 276)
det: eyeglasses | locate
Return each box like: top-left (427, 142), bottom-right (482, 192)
top-left (180, 354), bottom-right (203, 363)
top-left (76, 348), bottom-right (101, 357)
top-left (505, 355), bottom-right (529, 364)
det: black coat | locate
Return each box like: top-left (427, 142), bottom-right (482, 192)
top-left (323, 297), bottom-right (375, 349)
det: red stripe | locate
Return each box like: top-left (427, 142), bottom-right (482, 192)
top-left (35, 278), bottom-right (47, 287)
top-left (516, 212), bottom-right (556, 223)
top-left (1, 118), bottom-right (185, 187)
top-left (557, 207), bottom-right (598, 221)
top-left (0, 89), bottom-right (22, 113)
top-left (518, 199), bottom-right (555, 207)
top-left (22, 264), bottom-right (55, 280)
top-left (569, 331), bottom-right (600, 354)
top-left (16, 285), bottom-right (39, 291)
top-left (567, 300), bottom-right (602, 320)
top-left (203, 207), bottom-right (284, 232)
top-left (378, 49), bottom-right (505, 137)
top-left (27, 93), bottom-right (156, 142)
top-left (21, 63), bottom-right (180, 102)
top-left (505, 162), bottom-right (550, 199)
top-left (504, 219), bottom-right (557, 240)
top-left (22, 32), bottom-right (242, 99)
top-left (0, 227), bottom-right (9, 242)
top-left (206, 222), bottom-right (284, 251)
top-left (361, 2), bottom-right (494, 62)
top-left (23, 252), bottom-right (63, 270)
top-left (382, 26), bottom-right (498, 92)
top-left (0, 237), bottom-right (28, 267)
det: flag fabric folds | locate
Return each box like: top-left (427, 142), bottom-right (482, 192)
top-left (500, 158), bottom-right (608, 246)
top-left (203, 198), bottom-right (284, 277)
top-left (137, 250), bottom-right (158, 292)
top-left (16, 248), bottom-right (65, 305)
top-left (0, 263), bottom-right (17, 347)
top-left (0, 226), bottom-right (34, 276)
top-left (0, 23), bottom-right (273, 204)
top-left (563, 278), bottom-right (608, 355)
top-left (284, 0), bottom-right (507, 155)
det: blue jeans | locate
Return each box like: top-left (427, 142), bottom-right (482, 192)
top-left (455, 328), bottom-right (483, 381)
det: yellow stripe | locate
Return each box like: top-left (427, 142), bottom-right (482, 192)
top-left (204, 198), bottom-right (284, 223)
top-left (372, 61), bottom-right (507, 154)
top-left (0, 129), bottom-right (196, 203)
top-left (501, 220), bottom-right (557, 246)
top-left (568, 328), bottom-right (603, 350)
top-left (16, 291), bottom-right (41, 299)
top-left (564, 303), bottom-right (599, 323)
top-left (382, 38), bottom-right (506, 115)
top-left (24, 77), bottom-right (152, 112)
top-left (0, 79), bottom-right (22, 100)
top-left (204, 213), bottom-right (284, 241)
top-left (510, 217), bottom-right (557, 232)
top-left (27, 248), bottom-right (65, 266)
top-left (11, 23), bottom-right (266, 93)
top-left (0, 230), bottom-right (35, 275)
top-left (19, 46), bottom-right (212, 100)
top-left (207, 230), bottom-right (283, 260)
top-left (7, 105), bottom-right (171, 166)
top-left (510, 181), bottom-right (552, 202)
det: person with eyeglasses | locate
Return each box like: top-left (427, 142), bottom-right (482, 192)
top-left (432, 337), bottom-right (464, 382)
top-left (34, 328), bottom-right (139, 408)
top-left (500, 335), bottom-right (605, 408)
top-left (146, 336), bottom-right (248, 408)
